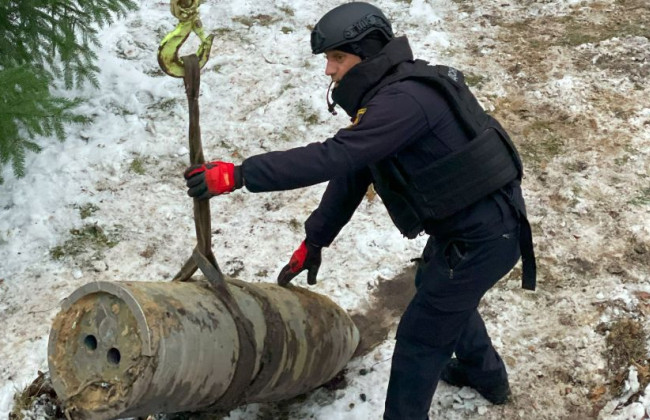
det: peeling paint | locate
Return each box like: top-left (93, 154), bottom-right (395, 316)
top-left (48, 279), bottom-right (358, 419)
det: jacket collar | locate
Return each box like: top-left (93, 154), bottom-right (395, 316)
top-left (332, 36), bottom-right (414, 117)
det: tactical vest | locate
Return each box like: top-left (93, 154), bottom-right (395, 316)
top-left (365, 60), bottom-right (522, 239)
top-left (364, 60), bottom-right (536, 290)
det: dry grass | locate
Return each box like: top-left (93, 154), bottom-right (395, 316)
top-left (9, 372), bottom-right (62, 420)
top-left (605, 318), bottom-right (650, 397)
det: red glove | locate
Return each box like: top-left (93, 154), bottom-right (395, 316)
top-left (184, 161), bottom-right (242, 200)
top-left (277, 240), bottom-right (322, 286)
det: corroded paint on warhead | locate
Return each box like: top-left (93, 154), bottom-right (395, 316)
top-left (48, 279), bottom-right (359, 419)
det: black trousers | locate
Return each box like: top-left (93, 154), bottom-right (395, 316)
top-left (383, 226), bottom-right (521, 419)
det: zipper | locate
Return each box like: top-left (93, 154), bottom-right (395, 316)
top-left (446, 241), bottom-right (465, 280)
top-left (445, 248), bottom-right (454, 279)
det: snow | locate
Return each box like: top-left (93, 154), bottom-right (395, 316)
top-left (1, 0), bottom-right (650, 419)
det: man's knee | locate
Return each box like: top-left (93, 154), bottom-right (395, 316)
top-left (396, 296), bottom-right (474, 350)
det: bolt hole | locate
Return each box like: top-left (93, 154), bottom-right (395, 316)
top-left (84, 335), bottom-right (98, 351)
top-left (107, 348), bottom-right (121, 365)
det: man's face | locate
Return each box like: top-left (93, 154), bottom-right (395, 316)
top-left (324, 50), bottom-right (362, 86)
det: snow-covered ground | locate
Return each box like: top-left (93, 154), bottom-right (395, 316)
top-left (1, 0), bottom-right (648, 419)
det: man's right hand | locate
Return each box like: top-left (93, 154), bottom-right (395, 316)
top-left (184, 161), bottom-right (241, 200)
top-left (277, 240), bottom-right (322, 286)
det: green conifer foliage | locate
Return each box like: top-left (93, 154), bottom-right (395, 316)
top-left (0, 0), bottom-right (138, 183)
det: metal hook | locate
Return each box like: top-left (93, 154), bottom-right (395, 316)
top-left (157, 0), bottom-right (214, 78)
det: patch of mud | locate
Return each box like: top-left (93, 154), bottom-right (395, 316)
top-left (577, 36), bottom-right (650, 86)
top-left (350, 264), bottom-right (417, 357)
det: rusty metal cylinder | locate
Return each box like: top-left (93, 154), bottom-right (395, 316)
top-left (47, 279), bottom-right (359, 419)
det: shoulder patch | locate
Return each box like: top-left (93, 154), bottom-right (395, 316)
top-left (350, 108), bottom-right (367, 127)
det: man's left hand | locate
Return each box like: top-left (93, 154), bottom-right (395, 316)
top-left (277, 241), bottom-right (322, 286)
top-left (184, 161), bottom-right (242, 200)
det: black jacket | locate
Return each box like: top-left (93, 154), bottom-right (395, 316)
top-left (240, 37), bottom-right (521, 247)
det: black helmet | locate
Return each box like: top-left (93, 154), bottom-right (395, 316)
top-left (311, 2), bottom-right (394, 55)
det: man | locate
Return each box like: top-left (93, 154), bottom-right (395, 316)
top-left (184, 2), bottom-right (536, 419)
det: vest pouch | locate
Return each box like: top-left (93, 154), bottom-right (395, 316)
top-left (370, 160), bottom-right (424, 239)
top-left (410, 128), bottom-right (520, 220)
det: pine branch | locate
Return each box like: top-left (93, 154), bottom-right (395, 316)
top-left (0, 0), bottom-right (138, 87)
top-left (0, 66), bottom-right (90, 181)
top-left (0, 0), bottom-right (138, 183)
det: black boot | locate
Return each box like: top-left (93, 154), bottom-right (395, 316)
top-left (440, 358), bottom-right (511, 405)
